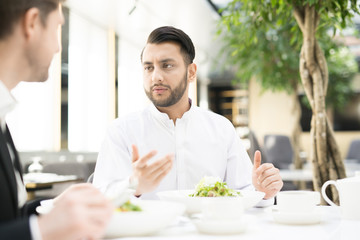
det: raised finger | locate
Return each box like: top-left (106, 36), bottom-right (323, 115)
top-left (145, 154), bottom-right (173, 175)
top-left (151, 160), bottom-right (173, 185)
top-left (253, 150), bottom-right (261, 170)
top-left (134, 150), bottom-right (158, 168)
top-left (148, 158), bottom-right (173, 180)
top-left (131, 145), bottom-right (139, 163)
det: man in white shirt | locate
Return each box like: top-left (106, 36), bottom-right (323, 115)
top-left (0, 1), bottom-right (113, 239)
top-left (94, 26), bottom-right (283, 202)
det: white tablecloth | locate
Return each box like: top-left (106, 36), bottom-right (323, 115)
top-left (24, 173), bottom-right (78, 184)
top-left (110, 206), bottom-right (358, 240)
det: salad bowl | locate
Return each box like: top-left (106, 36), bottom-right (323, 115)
top-left (105, 200), bottom-right (185, 238)
top-left (157, 189), bottom-right (265, 214)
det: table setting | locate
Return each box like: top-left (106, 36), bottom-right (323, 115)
top-left (36, 176), bottom-right (360, 240)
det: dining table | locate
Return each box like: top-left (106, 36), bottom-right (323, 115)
top-left (107, 205), bottom-right (358, 240)
top-left (24, 172), bottom-right (81, 200)
top-left (280, 161), bottom-right (360, 182)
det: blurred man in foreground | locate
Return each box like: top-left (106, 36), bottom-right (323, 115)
top-left (0, 0), bottom-right (113, 239)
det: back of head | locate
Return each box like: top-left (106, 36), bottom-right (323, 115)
top-left (0, 0), bottom-right (64, 40)
top-left (143, 26), bottom-right (195, 65)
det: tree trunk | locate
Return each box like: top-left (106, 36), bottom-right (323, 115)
top-left (293, 4), bottom-right (346, 204)
top-left (290, 90), bottom-right (306, 189)
top-left (290, 86), bottom-right (303, 170)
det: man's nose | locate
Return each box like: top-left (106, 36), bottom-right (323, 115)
top-left (151, 68), bottom-right (163, 83)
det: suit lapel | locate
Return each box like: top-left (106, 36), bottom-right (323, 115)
top-left (5, 125), bottom-right (23, 180)
top-left (0, 127), bottom-right (19, 210)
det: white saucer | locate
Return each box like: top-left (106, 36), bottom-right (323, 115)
top-left (193, 215), bottom-right (251, 235)
top-left (271, 206), bottom-right (323, 225)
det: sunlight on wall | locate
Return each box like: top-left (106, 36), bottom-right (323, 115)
top-left (68, 12), bottom-right (113, 152)
top-left (7, 54), bottom-right (61, 151)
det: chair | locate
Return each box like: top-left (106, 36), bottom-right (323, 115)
top-left (87, 172), bottom-right (94, 183)
top-left (346, 139), bottom-right (360, 162)
top-left (263, 134), bottom-right (293, 169)
top-left (248, 130), bottom-right (267, 163)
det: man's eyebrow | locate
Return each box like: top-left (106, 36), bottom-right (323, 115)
top-left (143, 58), bottom-right (176, 65)
top-left (160, 58), bottom-right (175, 63)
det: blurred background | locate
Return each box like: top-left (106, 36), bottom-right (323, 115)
top-left (6, 0), bottom-right (360, 180)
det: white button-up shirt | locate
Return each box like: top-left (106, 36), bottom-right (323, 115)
top-left (94, 101), bottom-right (254, 200)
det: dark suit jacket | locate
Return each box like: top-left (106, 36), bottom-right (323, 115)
top-left (0, 125), bottom-right (40, 239)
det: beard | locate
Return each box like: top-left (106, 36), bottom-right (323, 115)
top-left (145, 72), bottom-right (188, 107)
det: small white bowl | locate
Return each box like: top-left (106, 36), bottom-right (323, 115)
top-left (105, 200), bottom-right (185, 238)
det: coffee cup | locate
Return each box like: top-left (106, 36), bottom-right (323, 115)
top-left (201, 197), bottom-right (244, 222)
top-left (276, 191), bottom-right (320, 213)
top-left (322, 177), bottom-right (360, 220)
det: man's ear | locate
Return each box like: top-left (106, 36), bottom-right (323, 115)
top-left (22, 8), bottom-right (41, 40)
top-left (188, 63), bottom-right (197, 83)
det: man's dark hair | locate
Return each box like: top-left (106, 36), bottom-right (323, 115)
top-left (141, 26), bottom-right (195, 65)
top-left (0, 0), bottom-right (64, 39)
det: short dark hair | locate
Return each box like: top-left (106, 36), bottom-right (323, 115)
top-left (141, 26), bottom-right (195, 65)
top-left (0, 0), bottom-right (65, 39)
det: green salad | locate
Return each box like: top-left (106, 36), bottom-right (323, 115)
top-left (189, 176), bottom-right (241, 197)
top-left (116, 200), bottom-right (142, 212)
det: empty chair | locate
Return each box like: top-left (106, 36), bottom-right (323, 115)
top-left (263, 134), bottom-right (293, 169)
top-left (87, 172), bottom-right (94, 183)
top-left (248, 130), bottom-right (267, 164)
top-left (346, 139), bottom-right (360, 162)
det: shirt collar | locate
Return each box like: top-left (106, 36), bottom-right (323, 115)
top-left (148, 98), bottom-right (195, 125)
top-left (0, 80), bottom-right (17, 128)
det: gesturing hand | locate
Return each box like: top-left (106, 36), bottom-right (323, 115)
top-left (252, 150), bottom-right (283, 199)
top-left (130, 145), bottom-right (173, 196)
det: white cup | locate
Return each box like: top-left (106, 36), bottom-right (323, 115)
top-left (322, 177), bottom-right (360, 220)
top-left (201, 197), bottom-right (244, 222)
top-left (276, 191), bottom-right (320, 213)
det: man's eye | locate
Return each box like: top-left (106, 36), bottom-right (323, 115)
top-left (164, 64), bottom-right (173, 69)
top-left (144, 66), bottom-right (153, 71)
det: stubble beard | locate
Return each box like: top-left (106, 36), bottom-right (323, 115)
top-left (145, 72), bottom-right (188, 107)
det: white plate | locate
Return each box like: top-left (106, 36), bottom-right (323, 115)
top-left (193, 214), bottom-right (253, 235)
top-left (271, 206), bottom-right (323, 225)
top-left (157, 189), bottom-right (265, 214)
top-left (105, 200), bottom-right (185, 238)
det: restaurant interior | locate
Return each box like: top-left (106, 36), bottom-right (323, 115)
top-left (5, 0), bottom-right (360, 238)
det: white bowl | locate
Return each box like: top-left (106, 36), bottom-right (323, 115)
top-left (156, 189), bottom-right (265, 214)
top-left (193, 214), bottom-right (255, 235)
top-left (105, 200), bottom-right (185, 238)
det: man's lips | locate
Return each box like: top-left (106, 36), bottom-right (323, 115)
top-left (152, 86), bottom-right (168, 94)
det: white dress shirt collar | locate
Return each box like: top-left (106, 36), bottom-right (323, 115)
top-left (0, 80), bottom-right (17, 130)
top-left (148, 98), bottom-right (195, 125)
